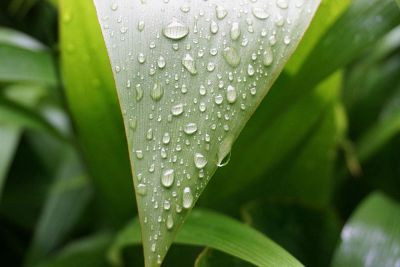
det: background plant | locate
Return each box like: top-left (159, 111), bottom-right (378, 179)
top-left (0, 0), bottom-right (400, 267)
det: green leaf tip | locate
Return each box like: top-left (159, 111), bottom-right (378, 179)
top-left (92, 0), bottom-right (320, 266)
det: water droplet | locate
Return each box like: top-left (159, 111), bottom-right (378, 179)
top-left (223, 47), bottom-right (241, 67)
top-left (151, 82), bottom-right (164, 101)
top-left (163, 18), bottom-right (189, 40)
top-left (182, 187), bottom-right (194, 209)
top-left (136, 150), bottom-right (144, 159)
top-left (180, 4), bottom-right (190, 13)
top-left (115, 65), bottom-right (121, 73)
top-left (162, 132), bottom-right (171, 144)
top-left (210, 20), bottom-right (219, 34)
top-left (263, 47), bottom-right (274, 66)
top-left (137, 183), bottom-right (147, 195)
top-left (157, 56), bottom-right (166, 68)
top-left (138, 53), bottom-right (146, 64)
top-left (199, 85), bottom-right (207, 96)
top-left (111, 3), bottom-right (118, 11)
top-left (215, 5), bottom-right (228, 20)
top-left (182, 54), bottom-right (197, 75)
top-left (247, 64), bottom-right (255, 76)
top-left (194, 153), bottom-right (207, 169)
top-left (226, 85), bottom-right (237, 104)
top-left (184, 123), bottom-right (198, 135)
top-left (276, 0), bottom-right (289, 9)
top-left (215, 94), bottom-right (223, 105)
top-left (207, 62), bottom-right (215, 72)
top-left (136, 84), bottom-right (143, 101)
top-left (171, 103), bottom-right (184, 116)
top-left (217, 151), bottom-right (232, 167)
top-left (146, 128), bottom-right (153, 140)
top-left (252, 7), bottom-right (269, 20)
top-left (284, 35), bottom-right (291, 45)
top-left (164, 214), bottom-right (174, 230)
top-left (163, 200), bottom-right (171, 210)
top-left (230, 22), bottom-right (241, 41)
top-left (138, 20), bottom-right (145, 31)
top-left (161, 169), bottom-right (175, 188)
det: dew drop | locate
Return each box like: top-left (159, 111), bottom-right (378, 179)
top-left (210, 20), bottom-right (219, 34)
top-left (157, 56), bottom-right (166, 69)
top-left (137, 183), bottom-right (147, 196)
top-left (223, 47), bottom-right (241, 68)
top-left (284, 35), bottom-right (291, 45)
top-left (137, 53), bottom-right (146, 64)
top-left (252, 7), bottom-right (269, 20)
top-left (226, 85), bottom-right (237, 104)
top-left (194, 153), bottom-right (207, 169)
top-left (138, 20), bottom-right (145, 31)
top-left (215, 94), bottom-right (223, 105)
top-left (207, 62), bottom-right (215, 72)
top-left (230, 22), bottom-right (241, 41)
top-left (166, 214), bottom-right (174, 230)
top-left (162, 132), bottom-right (171, 144)
top-left (276, 0), bottom-right (289, 9)
top-left (161, 169), bottom-right (175, 188)
top-left (263, 47), bottom-right (274, 66)
top-left (180, 4), bottom-right (190, 13)
top-left (146, 128), bottom-right (153, 140)
top-left (136, 84), bottom-right (144, 101)
top-left (151, 82), bottom-right (164, 101)
top-left (111, 3), bottom-right (118, 11)
top-left (184, 123), bottom-right (198, 135)
top-left (171, 103), bottom-right (184, 116)
top-left (247, 64), bottom-right (255, 76)
top-left (182, 187), bottom-right (194, 209)
top-left (182, 54), bottom-right (197, 75)
top-left (215, 5), bottom-right (228, 20)
top-left (163, 18), bottom-right (189, 40)
top-left (136, 150), bottom-right (144, 159)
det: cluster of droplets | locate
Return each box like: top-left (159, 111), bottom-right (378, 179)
top-left (102, 0), bottom-right (308, 264)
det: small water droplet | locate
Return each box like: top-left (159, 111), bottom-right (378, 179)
top-left (207, 62), bottom-right (215, 72)
top-left (194, 153), bottom-right (207, 169)
top-left (138, 20), bottom-right (145, 31)
top-left (162, 132), bottom-right (171, 144)
top-left (157, 56), bottom-right (166, 68)
top-left (247, 64), bottom-right (255, 76)
top-left (226, 85), bottom-right (237, 104)
top-left (223, 47), bottom-right (241, 67)
top-left (210, 20), bottom-right (219, 34)
top-left (180, 4), bottom-right (191, 13)
top-left (182, 187), bottom-right (194, 209)
top-left (163, 18), bottom-right (189, 40)
top-left (161, 169), bottom-right (175, 188)
top-left (146, 128), bottom-right (153, 140)
top-left (252, 7), bottom-right (269, 20)
top-left (137, 183), bottom-right (147, 195)
top-left (137, 53), bottom-right (146, 64)
top-left (171, 103), bottom-right (184, 116)
top-left (136, 84), bottom-right (143, 101)
top-left (276, 0), bottom-right (289, 9)
top-left (136, 150), bottom-right (144, 159)
top-left (111, 3), bottom-right (118, 11)
top-left (166, 214), bottom-right (174, 230)
top-left (284, 35), bottom-right (291, 45)
top-left (215, 5), bottom-right (228, 20)
top-left (182, 54), bottom-right (197, 75)
top-left (215, 94), bottom-right (223, 105)
top-left (230, 22), bottom-right (241, 41)
top-left (151, 82), bottom-right (164, 101)
top-left (263, 47), bottom-right (274, 66)
top-left (184, 123), bottom-right (198, 135)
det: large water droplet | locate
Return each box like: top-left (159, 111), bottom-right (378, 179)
top-left (151, 82), bottom-right (164, 101)
top-left (161, 169), bottom-right (175, 188)
top-left (194, 153), bottom-right (207, 169)
top-left (226, 85), bottom-right (237, 104)
top-left (223, 47), bottom-right (241, 67)
top-left (182, 54), bottom-right (197, 75)
top-left (182, 187), bottom-right (193, 209)
top-left (184, 123), bottom-right (198, 135)
top-left (163, 18), bottom-right (189, 40)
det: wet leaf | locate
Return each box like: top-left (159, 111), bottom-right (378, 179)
top-left (109, 209), bottom-right (303, 267)
top-left (92, 0), bottom-right (320, 265)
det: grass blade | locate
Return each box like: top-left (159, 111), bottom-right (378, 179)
top-left (92, 1), bottom-right (320, 265)
top-left (109, 209), bottom-right (303, 267)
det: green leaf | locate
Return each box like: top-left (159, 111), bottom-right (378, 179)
top-left (0, 127), bottom-right (20, 200)
top-left (60, 0), bottom-right (134, 225)
top-left (0, 29), bottom-right (57, 85)
top-left (26, 150), bottom-right (92, 266)
top-left (109, 209), bottom-right (303, 267)
top-left (92, 1), bottom-right (320, 265)
top-left (33, 233), bottom-right (112, 267)
top-left (332, 193), bottom-right (400, 267)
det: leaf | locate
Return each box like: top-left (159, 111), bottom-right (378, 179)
top-left (25, 149), bottom-right (92, 266)
top-left (33, 233), bottom-right (112, 267)
top-left (92, 1), bottom-right (321, 265)
top-left (0, 30), bottom-right (57, 85)
top-left (0, 127), bottom-right (19, 200)
top-left (109, 209), bottom-right (303, 267)
top-left (60, 0), bottom-right (135, 225)
top-left (331, 193), bottom-right (400, 267)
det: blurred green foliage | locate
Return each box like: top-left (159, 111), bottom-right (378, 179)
top-left (1, 0), bottom-right (400, 266)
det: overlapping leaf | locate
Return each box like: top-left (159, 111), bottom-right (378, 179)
top-left (92, 0), bottom-right (320, 265)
